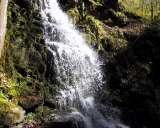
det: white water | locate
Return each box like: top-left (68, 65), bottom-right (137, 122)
top-left (40, 0), bottom-right (128, 128)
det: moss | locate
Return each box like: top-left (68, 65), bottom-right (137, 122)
top-left (0, 0), bottom-right (49, 125)
top-left (67, 7), bottom-right (80, 23)
top-left (85, 15), bottom-right (106, 40)
top-left (23, 112), bottom-right (41, 128)
top-left (68, 9), bottom-right (127, 52)
top-left (106, 27), bottom-right (127, 50)
top-left (0, 73), bottom-right (19, 101)
top-left (88, 0), bottom-right (103, 6)
top-left (3, 0), bottom-right (47, 91)
top-left (65, 2), bottom-right (129, 53)
top-left (0, 72), bottom-right (25, 126)
top-left (73, 13), bottom-right (107, 51)
top-left (119, 0), bottom-right (160, 20)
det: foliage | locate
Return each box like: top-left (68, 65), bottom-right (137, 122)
top-left (0, 0), bottom-right (48, 126)
top-left (0, 72), bottom-right (25, 126)
top-left (85, 15), bottom-right (106, 45)
top-left (119, 0), bottom-right (160, 20)
top-left (106, 27), bottom-right (127, 50)
top-left (0, 73), bottom-right (19, 102)
top-left (3, 0), bottom-right (49, 98)
top-left (88, 0), bottom-right (103, 6)
top-left (67, 7), bottom-right (80, 23)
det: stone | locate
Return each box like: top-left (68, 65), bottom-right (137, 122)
top-left (19, 95), bottom-right (43, 111)
top-left (44, 98), bottom-right (57, 108)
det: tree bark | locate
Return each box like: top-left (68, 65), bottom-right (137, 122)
top-left (0, 0), bottom-right (8, 58)
top-left (150, 0), bottom-right (154, 21)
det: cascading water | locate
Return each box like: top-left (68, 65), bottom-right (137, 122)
top-left (40, 0), bottom-right (128, 128)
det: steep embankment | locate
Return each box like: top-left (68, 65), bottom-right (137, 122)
top-left (103, 21), bottom-right (160, 128)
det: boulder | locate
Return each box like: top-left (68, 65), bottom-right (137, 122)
top-left (43, 112), bottom-right (86, 128)
top-left (19, 95), bottom-right (43, 112)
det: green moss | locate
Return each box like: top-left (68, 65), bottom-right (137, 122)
top-left (85, 15), bottom-right (106, 40)
top-left (3, 0), bottom-right (48, 95)
top-left (67, 7), bottom-right (80, 23)
top-left (107, 27), bottom-right (127, 50)
top-left (0, 73), bottom-right (19, 99)
top-left (119, 0), bottom-right (160, 20)
top-left (66, 2), bottom-right (128, 52)
top-left (0, 1), bottom-right (50, 125)
top-left (88, 0), bottom-right (103, 6)
top-left (0, 72), bottom-right (25, 126)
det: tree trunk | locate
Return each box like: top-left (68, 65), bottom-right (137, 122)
top-left (0, 0), bottom-right (8, 58)
top-left (150, 0), bottom-right (154, 21)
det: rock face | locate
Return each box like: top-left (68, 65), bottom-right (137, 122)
top-left (43, 113), bottom-right (85, 128)
top-left (7, 106), bottom-right (25, 125)
top-left (0, 0), bottom-right (54, 126)
top-left (0, 0), bottom-right (8, 58)
top-left (103, 0), bottom-right (119, 10)
top-left (19, 95), bottom-right (43, 112)
top-left (0, 105), bottom-right (25, 126)
top-left (103, 21), bottom-right (160, 128)
top-left (44, 122), bottom-right (75, 128)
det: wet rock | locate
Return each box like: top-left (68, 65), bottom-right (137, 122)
top-left (8, 107), bottom-right (25, 124)
top-left (0, 106), bottom-right (25, 126)
top-left (43, 113), bottom-right (74, 128)
top-left (15, 0), bottom-right (30, 9)
top-left (15, 65), bottom-right (28, 77)
top-left (44, 121), bottom-right (75, 128)
top-left (103, 20), bottom-right (160, 128)
top-left (19, 95), bottom-right (43, 112)
top-left (43, 113), bottom-right (85, 128)
top-left (103, 0), bottom-right (119, 10)
top-left (44, 98), bottom-right (57, 108)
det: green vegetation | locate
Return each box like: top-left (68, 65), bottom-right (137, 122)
top-left (67, 7), bottom-right (107, 50)
top-left (0, 73), bottom-right (25, 126)
top-left (88, 0), bottom-right (103, 6)
top-left (0, 0), bottom-right (53, 126)
top-left (119, 0), bottom-right (160, 20)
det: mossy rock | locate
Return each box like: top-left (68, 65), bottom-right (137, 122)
top-left (0, 100), bottom-right (25, 126)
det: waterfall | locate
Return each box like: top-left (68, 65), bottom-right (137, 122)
top-left (40, 0), bottom-right (128, 128)
top-left (0, 0), bottom-right (8, 58)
